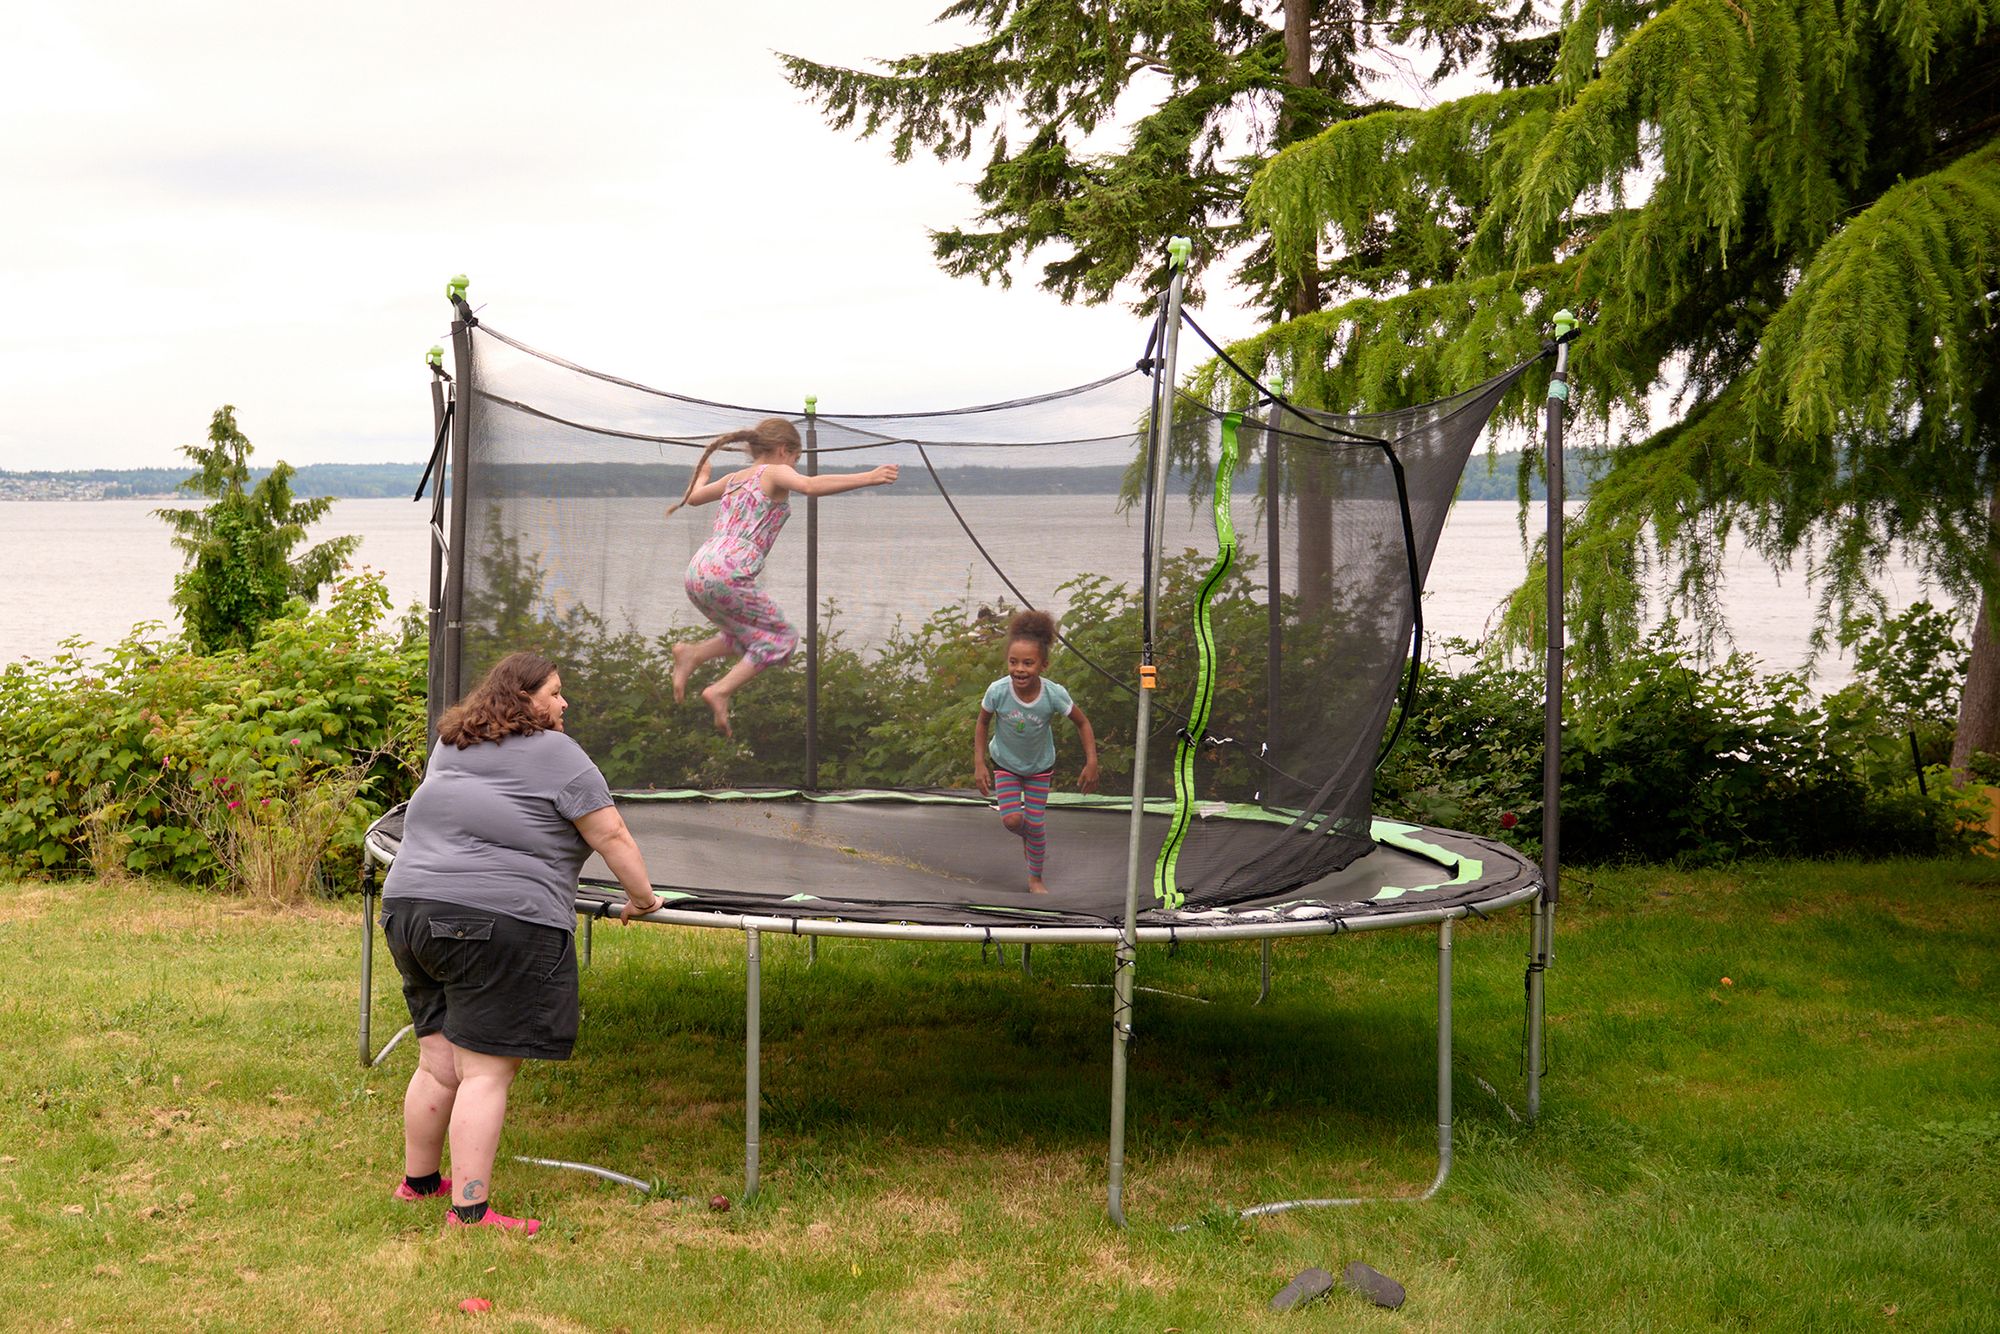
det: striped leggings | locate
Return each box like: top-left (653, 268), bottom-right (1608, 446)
top-left (992, 768), bottom-right (1053, 878)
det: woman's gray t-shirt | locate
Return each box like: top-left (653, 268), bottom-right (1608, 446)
top-left (383, 729), bottom-right (615, 932)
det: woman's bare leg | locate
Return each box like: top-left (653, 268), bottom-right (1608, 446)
top-left (671, 635), bottom-right (733, 704)
top-left (403, 1032), bottom-right (461, 1177)
top-left (700, 655), bottom-right (765, 738)
top-left (448, 1047), bottom-right (525, 1209)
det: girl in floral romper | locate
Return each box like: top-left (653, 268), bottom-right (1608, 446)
top-left (668, 418), bottom-right (897, 736)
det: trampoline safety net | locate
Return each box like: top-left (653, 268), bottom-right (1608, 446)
top-left (442, 317), bottom-right (1541, 914)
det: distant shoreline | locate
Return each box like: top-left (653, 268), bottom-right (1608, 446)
top-left (0, 462), bottom-right (427, 501)
top-left (2, 450), bottom-right (1596, 502)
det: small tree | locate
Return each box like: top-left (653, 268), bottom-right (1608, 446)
top-left (157, 406), bottom-right (359, 652)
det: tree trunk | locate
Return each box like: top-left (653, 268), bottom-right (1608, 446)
top-left (1951, 481), bottom-right (2000, 774)
top-left (1282, 0), bottom-right (1335, 618)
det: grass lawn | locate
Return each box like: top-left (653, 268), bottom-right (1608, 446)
top-left (2, 858), bottom-right (1996, 1331)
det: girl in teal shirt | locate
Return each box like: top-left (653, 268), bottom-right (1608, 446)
top-left (973, 610), bottom-right (1099, 893)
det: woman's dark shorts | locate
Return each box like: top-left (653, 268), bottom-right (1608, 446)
top-left (380, 898), bottom-right (578, 1060)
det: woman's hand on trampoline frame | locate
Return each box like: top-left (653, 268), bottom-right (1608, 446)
top-left (572, 805), bottom-right (661, 926)
top-left (618, 894), bottom-right (664, 925)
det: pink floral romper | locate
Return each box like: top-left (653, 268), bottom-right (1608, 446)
top-left (683, 464), bottom-right (799, 667)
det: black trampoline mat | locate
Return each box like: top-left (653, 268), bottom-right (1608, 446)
top-left (368, 791), bottom-right (1537, 927)
top-left (566, 792), bottom-right (1537, 926)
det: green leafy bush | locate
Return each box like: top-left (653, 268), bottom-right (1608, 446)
top-left (1377, 623), bottom-right (1978, 865)
top-left (0, 573), bottom-right (426, 886)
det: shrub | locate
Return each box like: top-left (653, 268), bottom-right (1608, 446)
top-left (1377, 624), bottom-right (1978, 865)
top-left (0, 573), bottom-right (426, 889)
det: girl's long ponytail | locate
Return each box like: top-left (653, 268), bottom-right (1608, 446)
top-left (668, 429), bottom-right (754, 515)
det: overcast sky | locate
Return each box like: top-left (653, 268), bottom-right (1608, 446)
top-left (0, 2), bottom-right (1303, 471)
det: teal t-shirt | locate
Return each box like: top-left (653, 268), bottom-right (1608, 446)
top-left (982, 676), bottom-right (1074, 776)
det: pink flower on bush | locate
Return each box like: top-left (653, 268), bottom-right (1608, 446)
top-left (289, 738), bottom-right (302, 746)
top-left (227, 800), bottom-right (242, 810)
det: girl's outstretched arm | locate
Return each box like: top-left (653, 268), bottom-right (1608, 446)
top-left (678, 459), bottom-right (730, 509)
top-left (766, 462), bottom-right (898, 498)
top-left (1069, 705), bottom-right (1100, 794)
top-left (973, 708), bottom-right (994, 796)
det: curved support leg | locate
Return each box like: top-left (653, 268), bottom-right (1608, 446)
top-left (1255, 938), bottom-right (1272, 1005)
top-left (1233, 916), bottom-right (1456, 1218)
top-left (744, 926), bottom-right (762, 1201)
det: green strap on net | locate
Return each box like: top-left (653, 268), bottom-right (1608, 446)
top-left (1153, 412), bottom-right (1241, 909)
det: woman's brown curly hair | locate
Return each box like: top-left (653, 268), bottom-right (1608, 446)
top-left (438, 650), bottom-right (558, 748)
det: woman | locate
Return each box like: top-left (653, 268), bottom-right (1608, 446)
top-left (380, 650), bottom-right (662, 1234)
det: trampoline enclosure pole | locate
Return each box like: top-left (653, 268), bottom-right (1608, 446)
top-left (426, 365), bottom-right (449, 743)
top-left (1109, 236), bottom-right (1191, 1228)
top-left (1264, 383), bottom-right (1283, 770)
top-left (1528, 309), bottom-right (1576, 1122)
top-left (444, 276), bottom-right (475, 713)
top-left (804, 397), bottom-right (819, 790)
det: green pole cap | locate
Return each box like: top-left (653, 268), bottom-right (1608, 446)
top-left (804, 395), bottom-right (818, 415)
top-left (1167, 236), bottom-right (1193, 269)
top-left (447, 274), bottom-right (469, 302)
top-left (426, 345), bottom-right (444, 369)
top-left (1552, 307), bottom-right (1579, 337)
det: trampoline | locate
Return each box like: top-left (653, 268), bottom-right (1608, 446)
top-left (361, 256), bottom-right (1578, 1222)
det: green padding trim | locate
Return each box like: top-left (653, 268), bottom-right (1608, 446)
top-left (1368, 820), bottom-right (1483, 899)
top-left (1154, 412), bottom-right (1240, 910)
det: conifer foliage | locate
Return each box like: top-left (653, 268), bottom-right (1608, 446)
top-left (1242, 0), bottom-right (1999, 762)
top-left (781, 2), bottom-right (1527, 313)
top-left (787, 3), bottom-right (2000, 763)
top-left (157, 406), bottom-right (359, 653)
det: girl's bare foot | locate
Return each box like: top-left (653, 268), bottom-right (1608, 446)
top-left (670, 643), bottom-right (694, 704)
top-left (701, 684), bottom-right (733, 738)
top-left (1027, 876), bottom-right (1048, 894)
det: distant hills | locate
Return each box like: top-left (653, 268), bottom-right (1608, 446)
top-left (1, 450), bottom-right (1597, 501)
top-left (0, 463), bottom-right (428, 501)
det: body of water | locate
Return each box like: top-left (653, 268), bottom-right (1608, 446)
top-left (0, 496), bottom-right (1935, 689)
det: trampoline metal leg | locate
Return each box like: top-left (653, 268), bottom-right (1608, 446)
top-left (808, 935), bottom-right (818, 967)
top-left (1235, 916), bottom-right (1456, 1218)
top-left (359, 863), bottom-right (375, 1068)
top-left (1526, 896), bottom-right (1547, 1121)
top-left (1433, 916), bottom-right (1455, 1196)
top-left (1256, 938), bottom-right (1272, 1005)
top-left (1021, 942), bottom-right (1033, 978)
top-left (582, 914), bottom-right (594, 970)
top-left (1107, 937), bottom-right (1136, 1227)
top-left (745, 926), bottom-right (762, 1202)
